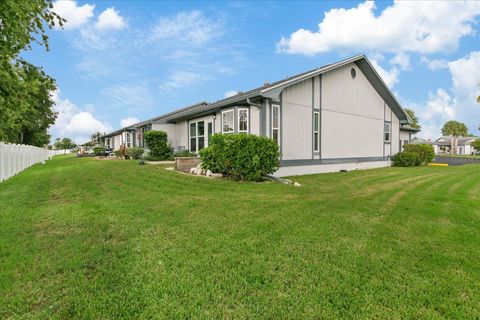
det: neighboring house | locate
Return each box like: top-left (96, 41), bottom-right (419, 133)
top-left (103, 55), bottom-right (418, 176)
top-left (430, 136), bottom-right (477, 155)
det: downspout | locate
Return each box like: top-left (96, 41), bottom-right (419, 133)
top-left (246, 98), bottom-right (261, 108)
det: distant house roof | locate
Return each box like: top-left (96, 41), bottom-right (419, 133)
top-left (433, 136), bottom-right (476, 146)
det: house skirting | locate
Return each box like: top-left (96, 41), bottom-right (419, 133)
top-left (274, 159), bottom-right (391, 177)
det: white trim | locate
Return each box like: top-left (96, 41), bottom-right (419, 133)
top-left (272, 104), bottom-right (280, 145)
top-left (384, 122), bottom-right (391, 143)
top-left (222, 109), bottom-right (234, 133)
top-left (238, 108), bottom-right (249, 133)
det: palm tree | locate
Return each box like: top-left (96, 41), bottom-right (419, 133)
top-left (441, 121), bottom-right (469, 155)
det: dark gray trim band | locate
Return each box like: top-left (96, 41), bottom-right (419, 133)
top-left (280, 156), bottom-right (390, 167)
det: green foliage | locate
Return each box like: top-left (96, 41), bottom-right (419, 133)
top-left (199, 133), bottom-right (280, 181)
top-left (144, 130), bottom-right (173, 160)
top-left (54, 137), bottom-right (76, 153)
top-left (471, 139), bottom-right (480, 150)
top-left (441, 120), bottom-right (469, 137)
top-left (403, 144), bottom-right (435, 165)
top-left (404, 108), bottom-right (421, 130)
top-left (127, 147), bottom-right (145, 160)
top-left (114, 150), bottom-right (122, 158)
top-left (392, 151), bottom-right (421, 167)
top-left (0, 0), bottom-right (64, 146)
top-left (174, 150), bottom-right (197, 157)
top-left (93, 147), bottom-right (106, 156)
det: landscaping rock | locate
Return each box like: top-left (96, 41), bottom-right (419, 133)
top-left (190, 167), bottom-right (196, 174)
top-left (293, 182), bottom-right (302, 187)
top-left (212, 173), bottom-right (223, 178)
top-left (165, 167), bottom-right (174, 171)
top-left (206, 170), bottom-right (213, 177)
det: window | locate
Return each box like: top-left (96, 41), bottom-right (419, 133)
top-left (238, 108), bottom-right (249, 133)
top-left (207, 122), bottom-right (213, 137)
top-left (126, 132), bottom-right (132, 148)
top-left (313, 111), bottom-right (319, 152)
top-left (272, 105), bottom-right (280, 145)
top-left (190, 122), bottom-right (196, 152)
top-left (198, 121), bottom-right (205, 150)
top-left (190, 121), bottom-right (205, 153)
top-left (222, 110), bottom-right (234, 133)
top-left (384, 123), bottom-right (391, 142)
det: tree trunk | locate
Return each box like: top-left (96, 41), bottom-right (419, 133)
top-left (451, 136), bottom-right (455, 155)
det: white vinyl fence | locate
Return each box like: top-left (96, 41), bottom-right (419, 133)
top-left (0, 142), bottom-right (61, 182)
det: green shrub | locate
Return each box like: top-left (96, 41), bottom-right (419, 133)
top-left (127, 147), bottom-right (144, 159)
top-left (403, 144), bottom-right (434, 165)
top-left (93, 147), bottom-right (105, 156)
top-left (199, 133), bottom-right (280, 181)
top-left (144, 130), bottom-right (173, 160)
top-left (392, 151), bottom-right (421, 167)
top-left (174, 150), bottom-right (197, 157)
top-left (113, 150), bottom-right (122, 158)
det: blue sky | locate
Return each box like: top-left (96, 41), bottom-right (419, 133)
top-left (23, 1), bottom-right (480, 143)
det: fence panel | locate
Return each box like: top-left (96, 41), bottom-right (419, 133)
top-left (0, 142), bottom-right (60, 182)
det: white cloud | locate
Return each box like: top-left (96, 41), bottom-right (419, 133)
top-left (159, 71), bottom-right (208, 91)
top-left (120, 117), bottom-right (139, 128)
top-left (224, 90), bottom-right (238, 98)
top-left (53, 0), bottom-right (95, 30)
top-left (151, 10), bottom-right (223, 45)
top-left (102, 84), bottom-right (153, 109)
top-left (277, 1), bottom-right (480, 56)
top-left (50, 91), bottom-right (111, 144)
top-left (410, 51), bottom-right (480, 139)
top-left (95, 8), bottom-right (126, 30)
top-left (420, 57), bottom-right (449, 71)
top-left (389, 53), bottom-right (410, 70)
top-left (370, 58), bottom-right (399, 88)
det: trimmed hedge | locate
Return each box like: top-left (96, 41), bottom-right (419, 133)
top-left (392, 151), bottom-right (420, 167)
top-left (144, 130), bottom-right (173, 160)
top-left (127, 147), bottom-right (144, 160)
top-left (392, 144), bottom-right (434, 167)
top-left (199, 133), bottom-right (280, 181)
top-left (403, 144), bottom-right (434, 165)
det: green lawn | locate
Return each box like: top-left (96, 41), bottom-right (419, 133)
top-left (1, 156), bottom-right (480, 319)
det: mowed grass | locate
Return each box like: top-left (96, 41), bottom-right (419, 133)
top-left (1, 156), bottom-right (480, 319)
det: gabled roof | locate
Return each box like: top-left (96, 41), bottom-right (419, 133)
top-left (434, 136), bottom-right (476, 145)
top-left (164, 55), bottom-right (412, 123)
top-left (104, 55), bottom-right (412, 135)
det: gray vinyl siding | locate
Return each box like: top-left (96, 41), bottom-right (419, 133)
top-left (320, 62), bottom-right (400, 159)
top-left (250, 106), bottom-right (261, 135)
top-left (175, 121), bottom-right (188, 151)
top-left (281, 78), bottom-right (313, 160)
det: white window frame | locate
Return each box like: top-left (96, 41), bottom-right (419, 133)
top-left (313, 111), bottom-right (319, 152)
top-left (222, 110), bottom-right (234, 133)
top-left (272, 105), bottom-right (280, 145)
top-left (189, 121), bottom-right (206, 153)
top-left (384, 122), bottom-right (391, 143)
top-left (126, 132), bottom-right (132, 148)
top-left (237, 108), bottom-right (249, 133)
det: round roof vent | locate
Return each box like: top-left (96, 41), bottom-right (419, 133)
top-left (351, 68), bottom-right (357, 79)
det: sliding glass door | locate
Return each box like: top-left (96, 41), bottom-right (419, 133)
top-left (189, 121), bottom-right (205, 153)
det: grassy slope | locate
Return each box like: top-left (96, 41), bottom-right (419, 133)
top-left (1, 156), bottom-right (479, 319)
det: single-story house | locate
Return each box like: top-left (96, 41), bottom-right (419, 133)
top-left (430, 136), bottom-right (477, 155)
top-left (103, 54), bottom-right (419, 176)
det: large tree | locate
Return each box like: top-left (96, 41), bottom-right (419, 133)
top-left (0, 0), bottom-right (64, 146)
top-left (54, 137), bottom-right (76, 154)
top-left (441, 121), bottom-right (469, 155)
top-left (405, 108), bottom-right (421, 130)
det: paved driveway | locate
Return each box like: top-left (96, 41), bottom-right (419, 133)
top-left (433, 156), bottom-right (480, 166)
